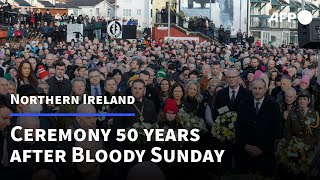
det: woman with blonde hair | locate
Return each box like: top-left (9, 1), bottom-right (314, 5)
top-left (203, 78), bottom-right (220, 124)
top-left (7, 80), bottom-right (16, 95)
top-left (205, 80), bottom-right (227, 127)
top-left (185, 81), bottom-right (204, 118)
top-left (38, 81), bottom-right (49, 95)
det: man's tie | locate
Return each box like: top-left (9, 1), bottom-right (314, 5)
top-left (256, 102), bottom-right (260, 114)
top-left (231, 90), bottom-right (236, 104)
top-left (94, 87), bottom-right (99, 96)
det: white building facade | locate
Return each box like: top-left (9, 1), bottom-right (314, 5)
top-left (115, 0), bottom-right (152, 30)
top-left (78, 0), bottom-right (115, 19)
top-left (249, 0), bottom-right (320, 47)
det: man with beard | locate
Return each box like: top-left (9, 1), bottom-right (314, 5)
top-left (113, 79), bottom-right (157, 129)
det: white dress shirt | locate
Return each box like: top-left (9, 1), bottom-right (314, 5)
top-left (254, 96), bottom-right (265, 111)
top-left (56, 76), bottom-right (63, 81)
top-left (229, 86), bottom-right (240, 100)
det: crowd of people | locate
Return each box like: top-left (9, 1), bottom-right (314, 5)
top-left (0, 5), bottom-right (320, 180)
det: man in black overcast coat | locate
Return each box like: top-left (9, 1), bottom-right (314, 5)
top-left (236, 78), bottom-right (281, 176)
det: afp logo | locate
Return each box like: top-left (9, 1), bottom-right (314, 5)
top-left (268, 10), bottom-right (313, 25)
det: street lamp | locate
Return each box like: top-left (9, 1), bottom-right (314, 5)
top-left (168, 0), bottom-right (171, 41)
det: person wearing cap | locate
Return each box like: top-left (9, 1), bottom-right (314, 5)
top-left (167, 63), bottom-right (179, 85)
top-left (284, 90), bottom-right (320, 146)
top-left (156, 68), bottom-right (166, 84)
top-left (299, 75), bottom-right (310, 91)
top-left (37, 65), bottom-right (49, 81)
top-left (159, 98), bottom-right (182, 130)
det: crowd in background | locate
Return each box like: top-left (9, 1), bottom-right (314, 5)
top-left (0, 2), bottom-right (320, 180)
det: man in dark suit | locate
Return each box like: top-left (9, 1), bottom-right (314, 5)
top-left (214, 68), bottom-right (251, 118)
top-left (213, 68), bottom-right (251, 172)
top-left (236, 78), bottom-right (281, 176)
top-left (46, 61), bottom-right (72, 97)
top-left (86, 68), bottom-right (104, 96)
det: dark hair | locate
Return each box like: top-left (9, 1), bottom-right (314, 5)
top-left (169, 83), bottom-right (185, 100)
top-left (55, 61), bottom-right (66, 68)
top-left (17, 60), bottom-right (38, 87)
top-left (0, 95), bottom-right (16, 112)
top-left (281, 75), bottom-right (292, 82)
top-left (139, 70), bottom-right (150, 77)
top-left (131, 79), bottom-right (145, 87)
top-left (105, 77), bottom-right (116, 83)
top-left (211, 61), bottom-right (221, 66)
top-left (160, 78), bottom-right (171, 95)
top-left (251, 57), bottom-right (259, 61)
top-left (159, 111), bottom-right (181, 127)
top-left (88, 68), bottom-right (99, 75)
top-left (188, 70), bottom-right (199, 78)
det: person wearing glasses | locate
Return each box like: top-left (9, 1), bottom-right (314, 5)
top-left (214, 68), bottom-right (251, 118)
top-left (85, 68), bottom-right (104, 98)
top-left (212, 68), bottom-right (251, 173)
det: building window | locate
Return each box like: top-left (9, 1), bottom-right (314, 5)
top-left (30, 0), bottom-right (35, 6)
top-left (137, 9), bottom-right (141, 16)
top-left (74, 9), bottom-right (79, 16)
top-left (123, 9), bottom-right (132, 16)
top-left (96, 8), bottom-right (100, 15)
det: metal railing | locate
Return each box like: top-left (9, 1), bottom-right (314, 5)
top-left (155, 12), bottom-right (219, 41)
top-left (250, 16), bottom-right (298, 29)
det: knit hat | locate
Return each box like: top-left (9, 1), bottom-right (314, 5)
top-left (254, 70), bottom-right (263, 79)
top-left (300, 75), bottom-right (310, 87)
top-left (4, 73), bottom-right (11, 80)
top-left (163, 98), bottom-right (178, 113)
top-left (156, 68), bottom-right (166, 79)
top-left (298, 90), bottom-right (311, 99)
top-left (127, 75), bottom-right (139, 86)
top-left (37, 65), bottom-right (49, 80)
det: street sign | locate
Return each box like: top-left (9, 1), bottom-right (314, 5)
top-left (107, 21), bottom-right (122, 39)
